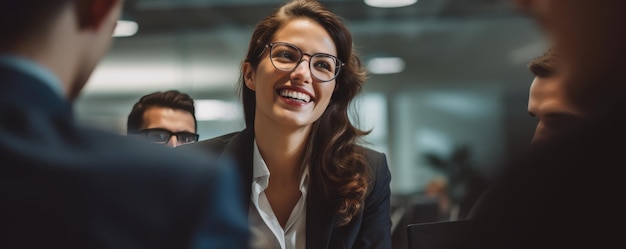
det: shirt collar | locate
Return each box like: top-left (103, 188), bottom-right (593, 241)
top-left (0, 54), bottom-right (65, 99)
top-left (252, 139), bottom-right (310, 190)
top-left (252, 140), bottom-right (270, 186)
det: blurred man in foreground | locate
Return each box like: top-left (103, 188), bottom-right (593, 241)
top-left (0, 0), bottom-right (249, 248)
top-left (466, 0), bottom-right (626, 248)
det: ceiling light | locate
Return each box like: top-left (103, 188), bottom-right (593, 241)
top-left (113, 20), bottom-right (138, 37)
top-left (367, 57), bottom-right (405, 74)
top-left (195, 100), bottom-right (241, 121)
top-left (508, 40), bottom-right (548, 65)
top-left (364, 0), bottom-right (417, 8)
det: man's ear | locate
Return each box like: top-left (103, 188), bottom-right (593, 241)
top-left (243, 62), bottom-right (256, 91)
top-left (76, 0), bottom-right (121, 30)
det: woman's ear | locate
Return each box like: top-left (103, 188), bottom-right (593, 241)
top-left (243, 62), bottom-right (256, 91)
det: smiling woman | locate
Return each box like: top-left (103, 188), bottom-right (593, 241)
top-left (180, 0), bottom-right (392, 248)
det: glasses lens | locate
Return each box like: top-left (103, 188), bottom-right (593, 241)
top-left (176, 133), bottom-right (199, 144)
top-left (311, 54), bottom-right (338, 81)
top-left (270, 44), bottom-right (301, 71)
top-left (145, 130), bottom-right (171, 143)
top-left (269, 43), bottom-right (341, 82)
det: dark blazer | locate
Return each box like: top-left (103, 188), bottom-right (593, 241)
top-left (184, 128), bottom-right (392, 249)
top-left (0, 64), bottom-right (249, 249)
top-left (463, 102), bottom-right (626, 248)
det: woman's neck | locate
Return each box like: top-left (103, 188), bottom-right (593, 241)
top-left (254, 118), bottom-right (310, 182)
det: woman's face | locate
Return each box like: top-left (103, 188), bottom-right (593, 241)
top-left (244, 18), bottom-right (338, 130)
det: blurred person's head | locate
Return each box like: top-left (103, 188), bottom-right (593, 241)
top-left (239, 0), bottom-right (369, 226)
top-left (527, 49), bottom-right (584, 144)
top-left (425, 176), bottom-right (451, 214)
top-left (127, 90), bottom-right (198, 147)
top-left (513, 0), bottom-right (626, 114)
top-left (0, 0), bottom-right (124, 100)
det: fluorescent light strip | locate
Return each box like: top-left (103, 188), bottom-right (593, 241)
top-left (114, 20), bottom-right (138, 37)
top-left (364, 0), bottom-right (417, 8)
top-left (195, 100), bottom-right (241, 121)
top-left (367, 57), bottom-right (405, 74)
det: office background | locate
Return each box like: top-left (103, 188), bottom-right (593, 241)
top-left (75, 0), bottom-right (541, 198)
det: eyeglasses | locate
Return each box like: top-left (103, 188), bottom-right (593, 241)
top-left (131, 128), bottom-right (199, 145)
top-left (265, 42), bottom-right (344, 82)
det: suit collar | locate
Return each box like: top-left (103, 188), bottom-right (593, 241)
top-left (221, 128), bottom-right (255, 208)
top-left (0, 55), bottom-right (65, 98)
top-left (306, 184), bottom-right (340, 249)
top-left (0, 64), bottom-right (72, 120)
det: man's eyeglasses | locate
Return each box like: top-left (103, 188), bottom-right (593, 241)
top-left (264, 42), bottom-right (344, 82)
top-left (130, 128), bottom-right (199, 145)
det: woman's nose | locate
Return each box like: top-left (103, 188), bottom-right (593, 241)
top-left (290, 58), bottom-right (313, 83)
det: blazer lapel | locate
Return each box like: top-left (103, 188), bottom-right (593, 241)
top-left (306, 185), bottom-right (339, 249)
top-left (221, 128), bottom-right (255, 209)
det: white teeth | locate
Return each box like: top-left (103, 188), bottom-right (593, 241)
top-left (279, 89), bottom-right (311, 103)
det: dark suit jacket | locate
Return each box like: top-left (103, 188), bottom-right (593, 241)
top-left (461, 100), bottom-right (626, 249)
top-left (0, 64), bottom-right (249, 249)
top-left (183, 128), bottom-right (392, 249)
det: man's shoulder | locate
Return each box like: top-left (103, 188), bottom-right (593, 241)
top-left (180, 131), bottom-right (242, 155)
top-left (78, 128), bottom-right (227, 174)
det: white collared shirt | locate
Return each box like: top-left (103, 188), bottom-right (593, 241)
top-left (249, 140), bottom-right (309, 249)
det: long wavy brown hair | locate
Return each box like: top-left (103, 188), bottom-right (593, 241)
top-left (238, 0), bottom-right (370, 226)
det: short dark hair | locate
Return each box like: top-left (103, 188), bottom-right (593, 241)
top-left (528, 48), bottom-right (560, 78)
top-left (126, 90), bottom-right (197, 133)
top-left (0, 0), bottom-right (72, 48)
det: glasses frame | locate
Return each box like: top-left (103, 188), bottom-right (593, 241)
top-left (130, 128), bottom-right (199, 145)
top-left (264, 42), bottom-right (345, 82)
